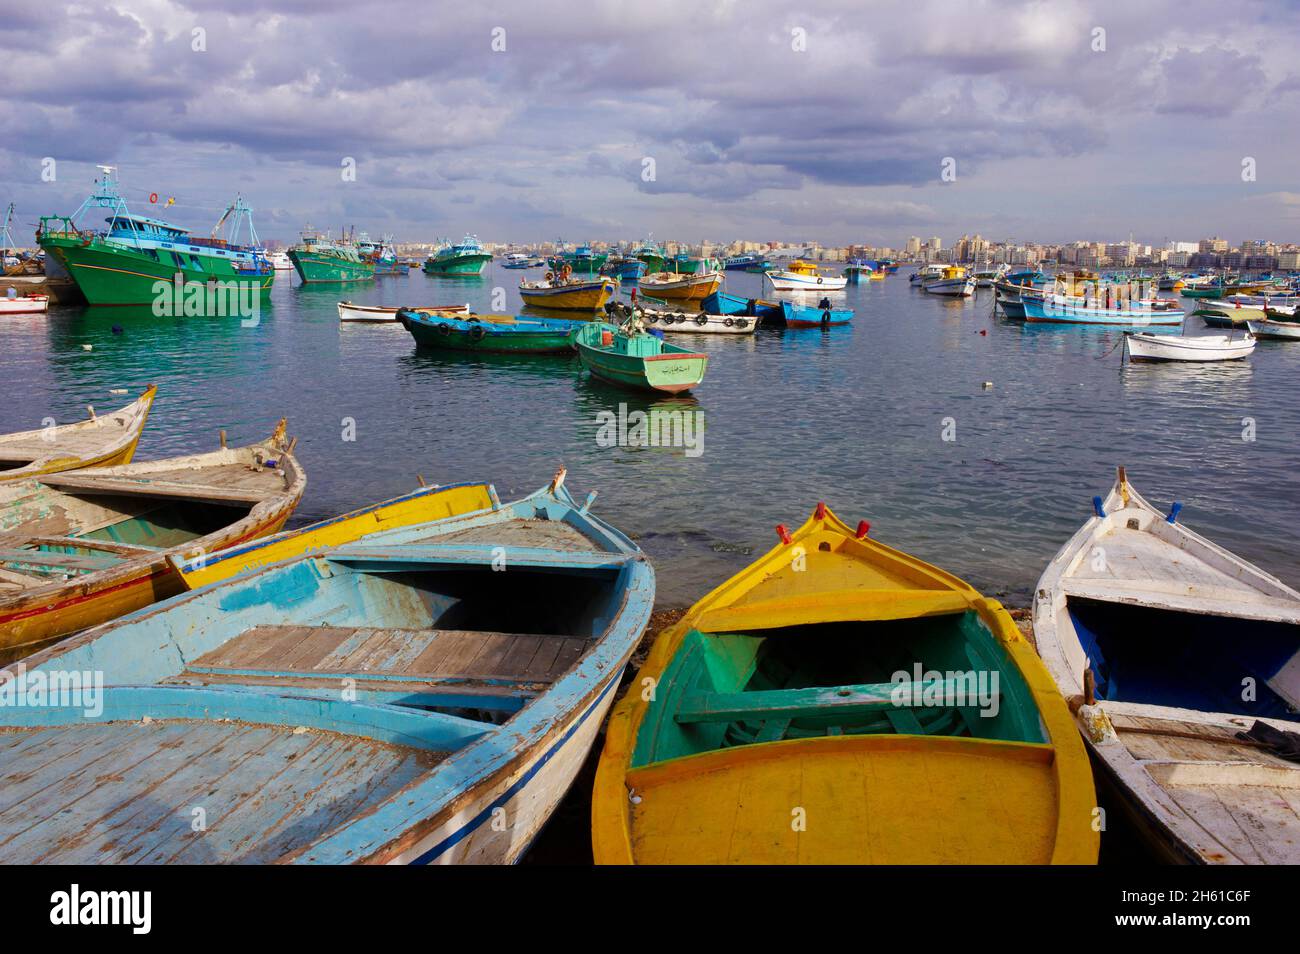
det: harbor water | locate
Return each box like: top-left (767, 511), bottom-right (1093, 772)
top-left (4, 268), bottom-right (1298, 609)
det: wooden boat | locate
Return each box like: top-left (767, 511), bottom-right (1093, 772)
top-left (338, 301), bottom-right (468, 323)
top-left (765, 260), bottom-right (847, 292)
top-left (0, 421), bottom-right (305, 663)
top-left (593, 502), bottom-right (1099, 864)
top-left (1023, 293), bottom-right (1184, 325)
top-left (1246, 318), bottom-right (1300, 341)
top-left (398, 309), bottom-right (584, 354)
top-left (700, 290), bottom-right (784, 325)
top-left (638, 270), bottom-right (722, 302)
top-left (518, 275), bottom-right (616, 311)
top-left (573, 319), bottom-right (708, 394)
top-left (173, 481), bottom-right (495, 589)
top-left (923, 265), bottom-right (976, 297)
top-left (0, 470), bottom-right (653, 864)
top-left (1032, 468), bottom-right (1300, 864)
top-left (0, 294), bottom-right (49, 315)
top-left (781, 300), bottom-right (853, 327)
top-left (0, 385), bottom-right (156, 483)
top-left (632, 303), bottom-right (757, 334)
top-left (1124, 331), bottom-right (1254, 362)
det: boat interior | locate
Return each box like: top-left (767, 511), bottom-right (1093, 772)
top-left (1068, 598), bottom-right (1300, 718)
top-left (631, 611), bottom-right (1045, 767)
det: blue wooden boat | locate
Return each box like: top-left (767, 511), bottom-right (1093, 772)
top-left (781, 299), bottom-right (854, 327)
top-left (701, 290), bottom-right (784, 324)
top-left (0, 470), bottom-right (654, 864)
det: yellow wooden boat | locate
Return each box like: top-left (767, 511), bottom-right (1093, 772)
top-left (0, 420), bottom-right (305, 663)
top-left (172, 480), bottom-right (495, 588)
top-left (0, 384), bottom-right (156, 482)
top-left (592, 502), bottom-right (1098, 865)
top-left (518, 276), bottom-right (616, 311)
top-left (637, 270), bottom-right (722, 303)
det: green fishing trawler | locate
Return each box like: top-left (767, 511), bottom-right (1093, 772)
top-left (37, 166), bottom-right (274, 306)
top-left (630, 240), bottom-right (666, 273)
top-left (422, 235), bottom-right (492, 276)
top-left (288, 228), bottom-right (377, 283)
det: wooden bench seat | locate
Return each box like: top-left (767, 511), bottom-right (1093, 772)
top-left (168, 624), bottom-right (590, 689)
top-left (676, 678), bottom-right (999, 725)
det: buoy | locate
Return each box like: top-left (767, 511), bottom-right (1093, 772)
top-left (982, 381), bottom-right (993, 389)
top-left (81, 344), bottom-right (93, 351)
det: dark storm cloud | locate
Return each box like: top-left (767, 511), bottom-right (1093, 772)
top-left (1, 0), bottom-right (1299, 242)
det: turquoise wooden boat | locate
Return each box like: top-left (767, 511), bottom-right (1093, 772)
top-left (398, 309), bottom-right (584, 354)
top-left (0, 470), bottom-right (654, 864)
top-left (573, 321), bottom-right (709, 394)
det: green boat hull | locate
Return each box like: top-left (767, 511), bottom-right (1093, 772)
top-left (423, 254), bottom-right (492, 276)
top-left (401, 313), bottom-right (579, 354)
top-left (39, 234), bottom-right (274, 306)
top-left (289, 249), bottom-right (375, 283)
top-left (574, 322), bottom-right (708, 393)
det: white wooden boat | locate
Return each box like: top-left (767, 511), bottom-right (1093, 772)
top-left (637, 271), bottom-right (723, 302)
top-left (1033, 468), bottom-right (1300, 864)
top-left (635, 304), bottom-right (757, 334)
top-left (923, 266), bottom-right (976, 297)
top-left (765, 263), bottom-right (847, 292)
top-left (0, 385), bottom-right (156, 482)
top-left (0, 294), bottom-right (49, 315)
top-left (1125, 331), bottom-right (1254, 362)
top-left (268, 251), bottom-right (293, 271)
top-left (338, 301), bottom-right (468, 322)
top-left (1246, 319), bottom-right (1300, 341)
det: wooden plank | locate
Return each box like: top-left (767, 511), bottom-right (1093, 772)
top-left (0, 548), bottom-right (121, 571)
top-left (37, 473), bottom-right (272, 505)
top-left (676, 678), bottom-right (986, 725)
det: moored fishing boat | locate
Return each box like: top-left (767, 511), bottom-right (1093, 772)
top-left (573, 317), bottom-right (708, 393)
top-left (700, 290), bottom-right (784, 325)
top-left (626, 302), bottom-right (757, 334)
top-left (593, 501), bottom-right (1099, 864)
top-left (1124, 331), bottom-right (1255, 362)
top-left (0, 469), bottom-right (654, 864)
top-left (398, 309), bottom-right (584, 353)
top-left (423, 235), bottom-right (492, 276)
top-left (0, 385), bottom-right (156, 482)
top-left (724, 253), bottom-right (769, 271)
top-left (1245, 318), bottom-right (1300, 341)
top-left (1033, 468), bottom-right (1300, 864)
top-left (781, 299), bottom-right (854, 327)
top-left (501, 252), bottom-right (533, 269)
top-left (289, 228), bottom-right (376, 283)
top-left (553, 243), bottom-right (607, 274)
top-left (267, 250), bottom-right (293, 270)
top-left (519, 273), bottom-right (617, 311)
top-left (638, 269), bottom-right (722, 303)
top-left (909, 263), bottom-right (947, 285)
top-left (0, 421), bottom-right (305, 663)
top-left (922, 265), bottom-right (975, 297)
top-left (630, 241), bottom-right (666, 273)
top-left (0, 293), bottom-right (49, 314)
top-left (1022, 293), bottom-right (1184, 325)
top-left (37, 167), bottom-right (275, 305)
top-left (765, 260), bottom-right (847, 292)
top-left (337, 301), bottom-right (468, 323)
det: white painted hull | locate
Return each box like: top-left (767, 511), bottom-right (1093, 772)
top-left (269, 252), bottom-right (293, 271)
top-left (1033, 471), bottom-right (1300, 864)
top-left (641, 309), bottom-right (757, 334)
top-left (0, 295), bottom-right (49, 315)
top-left (387, 672), bottom-right (623, 864)
top-left (1246, 319), bottom-right (1300, 340)
top-left (338, 302), bottom-right (399, 322)
top-left (924, 277), bottom-right (976, 297)
top-left (1125, 332), bottom-right (1254, 362)
top-left (766, 271), bottom-right (847, 292)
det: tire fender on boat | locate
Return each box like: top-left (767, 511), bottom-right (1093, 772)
top-left (437, 323), bottom-right (451, 336)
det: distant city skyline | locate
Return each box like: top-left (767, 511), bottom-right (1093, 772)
top-left (4, 1), bottom-right (1300, 246)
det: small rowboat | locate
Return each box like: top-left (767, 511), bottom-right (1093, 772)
top-left (398, 309), bottom-right (584, 354)
top-left (0, 420), bottom-right (305, 663)
top-left (1024, 294), bottom-right (1185, 325)
top-left (1125, 331), bottom-right (1254, 363)
top-left (0, 385), bottom-right (157, 483)
top-left (781, 300), bottom-right (854, 327)
top-left (593, 502), bottom-right (1098, 864)
top-left (1246, 318), bottom-right (1300, 341)
top-left (338, 301), bottom-right (468, 322)
top-left (922, 266), bottom-right (976, 297)
top-left (0, 294), bottom-right (49, 315)
top-left (632, 304), bottom-right (757, 334)
top-left (1033, 468), bottom-right (1300, 864)
top-left (518, 276), bottom-right (617, 311)
top-left (172, 481), bottom-right (495, 589)
top-left (637, 270), bottom-right (722, 302)
top-left (573, 320), bottom-right (708, 393)
top-left (0, 470), bottom-right (653, 864)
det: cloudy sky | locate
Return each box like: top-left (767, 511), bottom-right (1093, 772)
top-left (3, 0), bottom-right (1299, 247)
